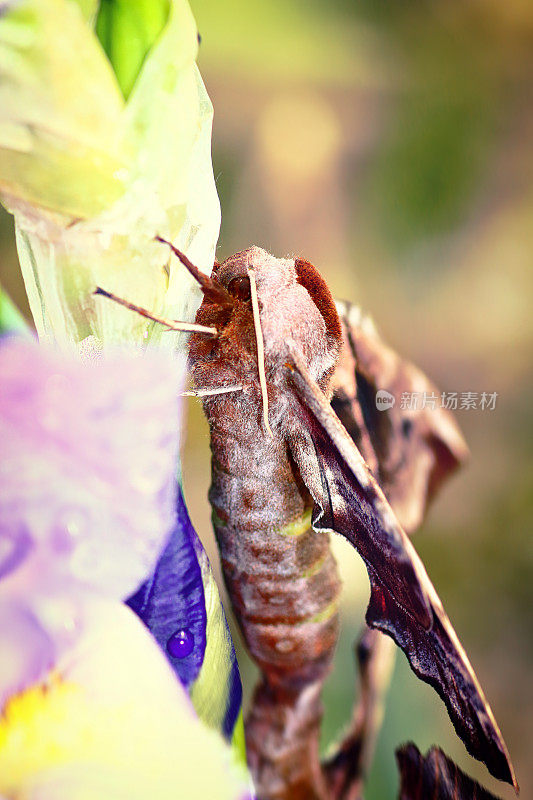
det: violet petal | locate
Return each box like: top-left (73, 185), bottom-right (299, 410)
top-left (127, 488), bottom-right (207, 688)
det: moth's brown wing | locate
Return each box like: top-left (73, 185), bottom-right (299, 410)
top-left (285, 352), bottom-right (517, 791)
top-left (331, 301), bottom-right (469, 533)
top-left (326, 304), bottom-right (470, 799)
top-left (396, 744), bottom-right (504, 800)
top-left (329, 303), bottom-right (380, 477)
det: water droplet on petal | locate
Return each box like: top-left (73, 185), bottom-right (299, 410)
top-left (50, 507), bottom-right (91, 554)
top-left (57, 507), bottom-right (90, 539)
top-left (127, 464), bottom-right (163, 495)
top-left (167, 628), bottom-right (194, 659)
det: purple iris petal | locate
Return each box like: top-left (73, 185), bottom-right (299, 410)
top-left (128, 489), bottom-right (243, 739)
top-left (0, 339), bottom-right (182, 705)
top-left (127, 489), bottom-right (207, 688)
top-left (0, 339), bottom-right (181, 601)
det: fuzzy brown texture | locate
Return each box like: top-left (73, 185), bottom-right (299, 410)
top-left (190, 247), bottom-right (342, 800)
top-left (188, 247), bottom-right (516, 798)
top-left (294, 258), bottom-right (343, 347)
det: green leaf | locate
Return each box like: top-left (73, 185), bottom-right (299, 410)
top-left (96, 0), bottom-right (171, 99)
top-left (0, 0), bottom-right (219, 350)
top-left (0, 0), bottom-right (127, 218)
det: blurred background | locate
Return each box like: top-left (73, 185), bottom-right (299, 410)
top-left (1, 1), bottom-right (531, 797)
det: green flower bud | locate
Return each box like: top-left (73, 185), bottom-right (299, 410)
top-left (0, 0), bottom-right (220, 351)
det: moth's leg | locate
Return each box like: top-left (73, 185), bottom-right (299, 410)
top-left (323, 627), bottom-right (395, 800)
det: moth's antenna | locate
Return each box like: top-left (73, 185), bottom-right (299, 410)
top-left (247, 267), bottom-right (273, 438)
top-left (181, 385), bottom-right (244, 398)
top-left (155, 236), bottom-right (230, 303)
top-left (94, 287), bottom-right (217, 336)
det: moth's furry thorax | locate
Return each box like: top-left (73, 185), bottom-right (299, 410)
top-left (189, 247), bottom-right (342, 433)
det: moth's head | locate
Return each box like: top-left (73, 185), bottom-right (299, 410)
top-left (195, 246), bottom-right (342, 391)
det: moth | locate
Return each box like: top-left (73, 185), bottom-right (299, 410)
top-left (96, 240), bottom-right (517, 800)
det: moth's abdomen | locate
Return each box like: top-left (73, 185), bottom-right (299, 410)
top-left (209, 424), bottom-right (340, 800)
top-left (209, 427), bottom-right (340, 676)
top-left (214, 508), bottom-right (340, 683)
